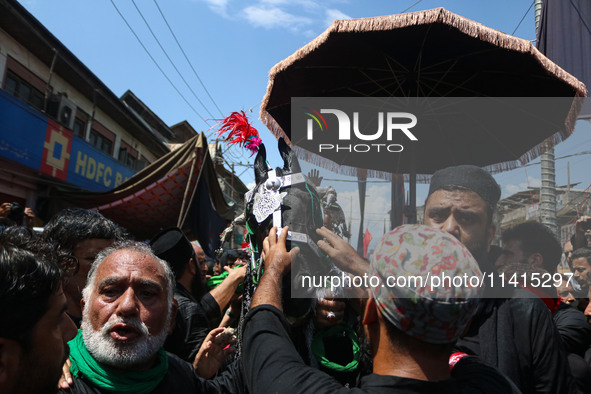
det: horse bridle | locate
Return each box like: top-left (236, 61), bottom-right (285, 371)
top-left (246, 169), bottom-right (325, 259)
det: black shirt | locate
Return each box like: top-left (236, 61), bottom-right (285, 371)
top-left (243, 305), bottom-right (521, 394)
top-left (200, 291), bottom-right (222, 327)
top-left (455, 288), bottom-right (574, 394)
top-left (164, 283), bottom-right (211, 362)
top-left (553, 302), bottom-right (591, 358)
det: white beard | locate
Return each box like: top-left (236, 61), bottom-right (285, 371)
top-left (81, 304), bottom-right (171, 368)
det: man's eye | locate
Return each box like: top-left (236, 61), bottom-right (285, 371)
top-left (429, 212), bottom-right (446, 222)
top-left (102, 287), bottom-right (120, 297)
top-left (138, 288), bottom-right (159, 299)
top-left (457, 215), bottom-right (474, 225)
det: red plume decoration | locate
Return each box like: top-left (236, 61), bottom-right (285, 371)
top-left (215, 111), bottom-right (261, 155)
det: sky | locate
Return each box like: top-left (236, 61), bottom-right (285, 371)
top-left (18, 0), bottom-right (591, 249)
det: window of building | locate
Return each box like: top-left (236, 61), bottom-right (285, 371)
top-left (4, 71), bottom-right (44, 111)
top-left (89, 129), bottom-right (113, 155)
top-left (136, 159), bottom-right (148, 171)
top-left (73, 118), bottom-right (86, 138)
top-left (118, 147), bottom-right (139, 170)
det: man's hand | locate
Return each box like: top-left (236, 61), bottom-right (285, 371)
top-left (315, 298), bottom-right (346, 329)
top-left (225, 264), bottom-right (246, 284)
top-left (316, 226), bottom-right (369, 276)
top-left (307, 169), bottom-right (323, 187)
top-left (251, 227), bottom-right (299, 309)
top-left (262, 226), bottom-right (299, 277)
top-left (209, 264), bottom-right (247, 314)
top-left (57, 358), bottom-right (72, 389)
top-left (574, 216), bottom-right (591, 249)
top-left (24, 207), bottom-right (36, 228)
top-left (193, 327), bottom-right (236, 378)
top-left (0, 202), bottom-right (10, 218)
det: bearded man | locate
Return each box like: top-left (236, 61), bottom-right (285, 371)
top-left (60, 241), bottom-right (238, 394)
top-left (317, 165), bottom-right (574, 393)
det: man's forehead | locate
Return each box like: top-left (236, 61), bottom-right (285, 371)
top-left (573, 257), bottom-right (591, 267)
top-left (193, 245), bottom-right (206, 260)
top-left (426, 189), bottom-right (488, 210)
top-left (95, 249), bottom-right (166, 281)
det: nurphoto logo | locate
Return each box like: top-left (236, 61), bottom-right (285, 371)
top-left (304, 107), bottom-right (417, 153)
top-left (290, 97), bottom-right (576, 177)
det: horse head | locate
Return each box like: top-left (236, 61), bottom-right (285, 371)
top-left (246, 138), bottom-right (329, 324)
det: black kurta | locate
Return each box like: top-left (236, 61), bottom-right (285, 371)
top-left (243, 304), bottom-right (521, 394)
top-left (455, 287), bottom-right (575, 394)
top-left (164, 283), bottom-right (211, 362)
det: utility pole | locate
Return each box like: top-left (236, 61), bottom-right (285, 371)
top-left (535, 0), bottom-right (558, 236)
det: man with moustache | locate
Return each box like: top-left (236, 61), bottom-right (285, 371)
top-left (60, 241), bottom-right (237, 393)
top-left (150, 228), bottom-right (213, 362)
top-left (494, 221), bottom-right (591, 391)
top-left (192, 243), bottom-right (209, 285)
top-left (317, 165), bottom-right (573, 393)
top-left (572, 247), bottom-right (591, 295)
top-left (421, 165), bottom-right (573, 393)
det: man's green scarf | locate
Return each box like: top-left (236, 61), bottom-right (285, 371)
top-left (68, 330), bottom-right (168, 394)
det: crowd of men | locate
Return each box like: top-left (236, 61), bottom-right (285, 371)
top-left (1, 164), bottom-right (591, 393)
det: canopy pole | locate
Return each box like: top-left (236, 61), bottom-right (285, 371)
top-left (408, 172), bottom-right (417, 224)
top-left (177, 151), bottom-right (198, 227)
top-left (356, 169), bottom-right (368, 255)
top-left (390, 173), bottom-right (404, 229)
top-left (407, 144), bottom-right (417, 224)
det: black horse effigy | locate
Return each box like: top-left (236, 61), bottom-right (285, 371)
top-left (243, 138), bottom-right (333, 322)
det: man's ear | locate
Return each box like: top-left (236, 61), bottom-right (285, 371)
top-left (168, 298), bottom-right (178, 335)
top-left (80, 298), bottom-right (85, 312)
top-left (0, 338), bottom-right (22, 391)
top-left (188, 259), bottom-right (197, 276)
top-left (362, 297), bottom-right (378, 325)
top-left (528, 252), bottom-right (544, 269)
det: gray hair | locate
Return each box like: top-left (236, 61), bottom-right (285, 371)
top-left (82, 240), bottom-right (175, 303)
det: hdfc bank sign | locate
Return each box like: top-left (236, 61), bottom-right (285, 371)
top-left (305, 108), bottom-right (418, 153)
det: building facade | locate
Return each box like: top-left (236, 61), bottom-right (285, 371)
top-left (0, 0), bottom-right (171, 221)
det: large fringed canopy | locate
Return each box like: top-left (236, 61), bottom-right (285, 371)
top-left (261, 7), bottom-right (587, 180)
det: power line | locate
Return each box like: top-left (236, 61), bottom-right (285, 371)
top-left (108, 0), bottom-right (210, 127)
top-left (512, 1), bottom-right (535, 35)
top-left (153, 0), bottom-right (225, 117)
top-left (401, 0), bottom-right (424, 13)
top-left (131, 0), bottom-right (215, 119)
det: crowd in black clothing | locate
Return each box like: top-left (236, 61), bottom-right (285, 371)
top-left (1, 164), bottom-right (591, 393)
